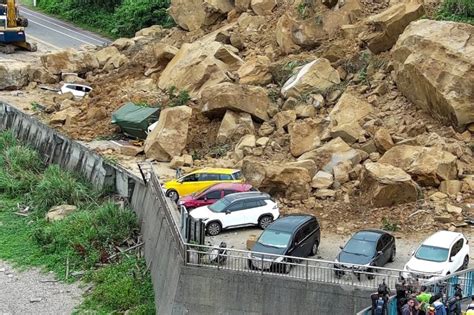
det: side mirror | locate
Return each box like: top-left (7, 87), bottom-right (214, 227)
top-left (449, 257), bottom-right (453, 262)
top-left (225, 210), bottom-right (231, 215)
top-left (410, 250), bottom-right (415, 256)
top-left (339, 245), bottom-right (343, 250)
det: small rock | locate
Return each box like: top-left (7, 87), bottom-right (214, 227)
top-left (369, 152), bottom-right (380, 162)
top-left (446, 204), bottom-right (462, 215)
top-left (315, 189), bottom-right (336, 199)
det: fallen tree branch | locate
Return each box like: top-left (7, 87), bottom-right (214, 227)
top-left (108, 242), bottom-right (144, 261)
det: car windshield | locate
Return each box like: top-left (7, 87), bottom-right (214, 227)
top-left (344, 239), bottom-right (376, 257)
top-left (258, 230), bottom-right (292, 249)
top-left (208, 198), bottom-right (230, 212)
top-left (415, 245), bottom-right (449, 263)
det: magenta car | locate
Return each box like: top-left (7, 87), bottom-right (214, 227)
top-left (178, 183), bottom-right (255, 210)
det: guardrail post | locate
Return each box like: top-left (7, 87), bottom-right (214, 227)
top-left (261, 256), bottom-right (264, 276)
top-left (305, 260), bottom-right (309, 282)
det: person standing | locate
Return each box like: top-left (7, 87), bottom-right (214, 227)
top-left (416, 286), bottom-right (432, 315)
top-left (402, 298), bottom-right (417, 315)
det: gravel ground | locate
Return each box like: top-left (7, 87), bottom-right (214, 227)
top-left (0, 261), bottom-right (84, 315)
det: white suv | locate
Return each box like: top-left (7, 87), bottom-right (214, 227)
top-left (403, 231), bottom-right (470, 280)
top-left (190, 192), bottom-right (280, 236)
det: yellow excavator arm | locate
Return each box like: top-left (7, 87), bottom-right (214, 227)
top-left (6, 0), bottom-right (16, 28)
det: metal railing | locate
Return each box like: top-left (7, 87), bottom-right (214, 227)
top-left (184, 243), bottom-right (437, 290)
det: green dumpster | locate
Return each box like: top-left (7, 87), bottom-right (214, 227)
top-left (111, 102), bottom-right (160, 139)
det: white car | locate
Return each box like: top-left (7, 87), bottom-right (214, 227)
top-left (403, 231), bottom-right (470, 280)
top-left (190, 192), bottom-right (280, 236)
top-left (59, 83), bottom-right (92, 98)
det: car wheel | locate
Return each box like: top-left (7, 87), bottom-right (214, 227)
top-left (389, 246), bottom-right (396, 262)
top-left (206, 221), bottom-right (222, 236)
top-left (310, 241), bottom-right (319, 256)
top-left (258, 215), bottom-right (273, 229)
top-left (281, 261), bottom-right (291, 274)
top-left (461, 255), bottom-right (469, 270)
top-left (166, 189), bottom-right (179, 203)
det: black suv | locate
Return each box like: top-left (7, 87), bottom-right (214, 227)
top-left (248, 214), bottom-right (321, 273)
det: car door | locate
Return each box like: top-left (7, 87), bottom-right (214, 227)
top-left (199, 189), bottom-right (222, 207)
top-left (380, 234), bottom-right (393, 265)
top-left (221, 201), bottom-right (246, 228)
top-left (374, 238), bottom-right (385, 266)
top-left (243, 199), bottom-right (267, 225)
top-left (289, 227), bottom-right (307, 258)
top-left (198, 173), bottom-right (220, 192)
top-left (449, 239), bottom-right (464, 272)
top-left (178, 173), bottom-right (200, 196)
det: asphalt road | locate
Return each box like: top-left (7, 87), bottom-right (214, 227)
top-left (17, 5), bottom-right (111, 50)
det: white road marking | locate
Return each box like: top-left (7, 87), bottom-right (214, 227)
top-left (27, 34), bottom-right (60, 50)
top-left (19, 6), bottom-right (109, 45)
top-left (27, 18), bottom-right (98, 46)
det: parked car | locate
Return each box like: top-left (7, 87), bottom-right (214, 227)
top-left (190, 192), bottom-right (279, 236)
top-left (162, 168), bottom-right (243, 202)
top-left (403, 231), bottom-right (470, 280)
top-left (178, 183), bottom-right (255, 210)
top-left (334, 229), bottom-right (396, 279)
top-left (248, 214), bottom-right (321, 273)
top-left (59, 83), bottom-right (92, 98)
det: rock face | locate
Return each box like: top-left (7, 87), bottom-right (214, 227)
top-left (169, 0), bottom-right (234, 31)
top-left (217, 111), bottom-right (255, 143)
top-left (144, 106), bottom-right (192, 161)
top-left (201, 82), bottom-right (270, 121)
top-left (237, 55), bottom-right (272, 85)
top-left (242, 159), bottom-right (311, 199)
top-left (158, 40), bottom-right (242, 97)
top-left (360, 162), bottom-right (421, 207)
top-left (358, 0), bottom-right (425, 54)
top-left (379, 145), bottom-right (458, 186)
top-left (0, 62), bottom-right (30, 90)
top-left (289, 119), bottom-right (323, 157)
top-left (281, 59), bottom-right (340, 98)
top-left (392, 20), bottom-right (474, 130)
top-left (40, 49), bottom-right (99, 75)
top-left (46, 205), bottom-right (77, 222)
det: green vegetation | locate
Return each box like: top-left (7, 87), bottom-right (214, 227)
top-left (0, 131), bottom-right (154, 314)
top-left (167, 86), bottom-right (191, 107)
top-left (34, 0), bottom-right (174, 38)
top-left (381, 217), bottom-right (400, 232)
top-left (436, 0), bottom-right (474, 24)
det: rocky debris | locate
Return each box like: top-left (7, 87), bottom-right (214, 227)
top-left (281, 59), bottom-right (340, 98)
top-left (315, 189), bottom-right (336, 199)
top-left (251, 0), bottom-right (276, 15)
top-left (144, 106), bottom-right (192, 161)
top-left (312, 171), bottom-right (334, 189)
top-left (169, 0), bottom-right (234, 31)
top-left (379, 145), bottom-right (458, 186)
top-left (158, 40), bottom-right (242, 97)
top-left (273, 110), bottom-right (296, 130)
top-left (46, 205), bottom-right (77, 222)
top-left (237, 55), bottom-right (272, 85)
top-left (360, 162), bottom-right (421, 207)
top-left (439, 180), bottom-right (462, 196)
top-left (0, 62), bottom-right (30, 90)
top-left (288, 118), bottom-right (323, 157)
top-left (275, 14), bottom-right (301, 55)
top-left (201, 82), bottom-right (270, 121)
top-left (242, 159), bottom-right (311, 199)
top-left (49, 107), bottom-right (82, 126)
top-left (135, 25), bottom-right (165, 38)
top-left (392, 20), bottom-right (474, 130)
top-left (40, 49), bottom-right (99, 75)
top-left (217, 111), bottom-right (255, 143)
top-left (374, 127), bottom-right (394, 153)
top-left (358, 0), bottom-right (425, 53)
top-left (111, 37), bottom-right (135, 51)
top-left (256, 137), bottom-right (269, 147)
top-left (235, 134), bottom-right (256, 157)
top-left (446, 203), bottom-right (462, 215)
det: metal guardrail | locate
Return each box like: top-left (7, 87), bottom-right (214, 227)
top-left (183, 243), bottom-right (437, 290)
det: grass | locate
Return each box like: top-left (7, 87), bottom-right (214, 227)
top-left (436, 0), bottom-right (474, 24)
top-left (0, 131), bottom-right (155, 314)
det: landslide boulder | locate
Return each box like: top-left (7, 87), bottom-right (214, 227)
top-left (237, 55), bottom-right (272, 85)
top-left (144, 106), bottom-right (192, 162)
top-left (158, 40), bottom-right (242, 97)
top-left (281, 58), bottom-right (340, 98)
top-left (169, 0), bottom-right (234, 31)
top-left (289, 118), bottom-right (323, 157)
top-left (251, 0), bottom-right (276, 15)
top-left (358, 0), bottom-right (425, 54)
top-left (217, 111), bottom-right (255, 143)
top-left (201, 82), bottom-right (270, 121)
top-left (379, 145), bottom-right (458, 186)
top-left (0, 62), bottom-right (30, 90)
top-left (40, 49), bottom-right (99, 75)
top-left (392, 20), bottom-right (474, 130)
top-left (360, 162), bottom-right (421, 207)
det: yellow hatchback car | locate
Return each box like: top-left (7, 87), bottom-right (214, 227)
top-left (162, 168), bottom-right (243, 202)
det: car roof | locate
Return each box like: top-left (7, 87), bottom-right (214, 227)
top-left (189, 168), bottom-right (239, 175)
top-left (352, 229), bottom-right (386, 242)
top-left (422, 231), bottom-right (463, 249)
top-left (205, 183), bottom-right (252, 191)
top-left (63, 83), bottom-right (92, 88)
top-left (224, 191), bottom-right (270, 202)
top-left (267, 215), bottom-right (315, 233)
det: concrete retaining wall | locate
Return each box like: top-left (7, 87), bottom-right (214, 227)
top-left (0, 101), bottom-right (372, 314)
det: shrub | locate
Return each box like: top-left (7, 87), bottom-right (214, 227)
top-left (437, 0), bottom-right (474, 24)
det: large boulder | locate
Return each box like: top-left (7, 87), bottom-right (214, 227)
top-left (251, 0), bottom-right (276, 15)
top-left (40, 49), bottom-right (99, 75)
top-left (46, 205), bottom-right (77, 222)
top-left (0, 62), bottom-right (30, 90)
top-left (358, 0), bottom-right (425, 54)
top-left (217, 111), bottom-right (255, 143)
top-left (242, 159), bottom-right (312, 200)
top-left (392, 20), bottom-right (474, 130)
top-left (158, 40), bottom-right (242, 97)
top-left (275, 14), bottom-right (301, 55)
top-left (281, 58), bottom-right (340, 98)
top-left (95, 46), bottom-right (128, 70)
top-left (288, 118), bottom-right (323, 157)
top-left (379, 145), bottom-right (458, 186)
top-left (360, 162), bottom-right (421, 207)
top-left (144, 106), bottom-right (193, 161)
top-left (201, 82), bottom-right (270, 121)
top-left (169, 0), bottom-right (234, 31)
top-left (237, 55), bottom-right (272, 85)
